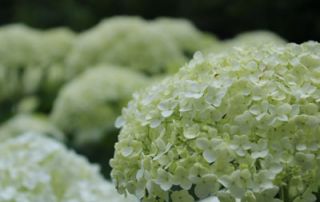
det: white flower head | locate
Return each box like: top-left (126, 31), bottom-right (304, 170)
top-left (111, 42), bottom-right (320, 201)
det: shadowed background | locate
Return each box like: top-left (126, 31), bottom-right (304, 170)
top-left (0, 0), bottom-right (319, 42)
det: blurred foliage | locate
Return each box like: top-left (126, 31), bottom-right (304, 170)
top-left (0, 0), bottom-right (319, 42)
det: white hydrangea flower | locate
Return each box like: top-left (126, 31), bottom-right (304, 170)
top-left (111, 42), bottom-right (320, 202)
top-left (51, 65), bottom-right (149, 146)
top-left (0, 113), bottom-right (64, 142)
top-left (0, 133), bottom-right (138, 202)
top-left (66, 16), bottom-right (187, 78)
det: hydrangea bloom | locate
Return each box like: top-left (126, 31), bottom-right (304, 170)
top-left (152, 18), bottom-right (218, 57)
top-left (0, 133), bottom-right (138, 202)
top-left (111, 42), bottom-right (320, 202)
top-left (51, 65), bottom-right (149, 146)
top-left (0, 114), bottom-right (64, 142)
top-left (66, 16), bottom-right (186, 77)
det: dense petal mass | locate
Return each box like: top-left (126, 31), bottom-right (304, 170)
top-left (111, 42), bottom-right (320, 201)
top-left (0, 133), bottom-right (138, 202)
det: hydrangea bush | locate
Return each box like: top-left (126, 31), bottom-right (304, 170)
top-left (51, 65), bottom-right (149, 146)
top-left (111, 42), bottom-right (320, 202)
top-left (0, 133), bottom-right (138, 202)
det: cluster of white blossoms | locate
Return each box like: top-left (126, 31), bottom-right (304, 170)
top-left (51, 66), bottom-right (149, 145)
top-left (111, 42), bottom-right (320, 201)
top-left (66, 16), bottom-right (216, 78)
top-left (0, 25), bottom-right (74, 103)
top-left (0, 133), bottom-right (138, 202)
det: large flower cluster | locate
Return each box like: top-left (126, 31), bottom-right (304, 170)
top-left (0, 133), bottom-right (138, 202)
top-left (111, 42), bottom-right (320, 201)
top-left (66, 16), bottom-right (216, 77)
top-left (51, 65), bottom-right (149, 146)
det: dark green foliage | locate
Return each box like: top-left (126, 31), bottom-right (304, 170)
top-left (0, 0), bottom-right (319, 42)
